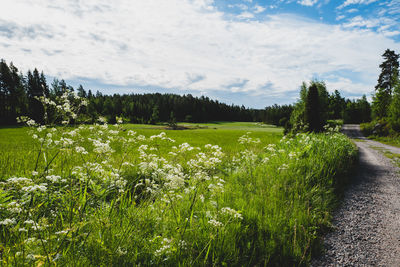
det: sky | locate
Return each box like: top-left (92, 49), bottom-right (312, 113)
top-left (1, 0), bottom-right (400, 108)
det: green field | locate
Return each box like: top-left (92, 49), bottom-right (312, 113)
top-left (0, 121), bottom-right (357, 266)
top-left (0, 122), bottom-right (282, 178)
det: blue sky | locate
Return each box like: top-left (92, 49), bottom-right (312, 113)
top-left (1, 0), bottom-right (400, 108)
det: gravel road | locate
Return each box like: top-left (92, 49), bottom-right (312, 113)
top-left (312, 124), bottom-right (400, 266)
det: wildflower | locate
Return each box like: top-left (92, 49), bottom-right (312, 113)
top-left (55, 230), bottom-right (69, 235)
top-left (127, 130), bottom-right (137, 136)
top-left (179, 143), bottom-right (194, 152)
top-left (0, 218), bottom-right (16, 225)
top-left (92, 139), bottom-right (114, 154)
top-left (199, 194), bottom-right (205, 202)
top-left (37, 125), bottom-right (46, 132)
top-left (7, 201), bottom-right (22, 213)
top-left (116, 247), bottom-right (127, 256)
top-left (154, 238), bottom-right (173, 257)
top-left (98, 116), bottom-right (107, 124)
top-left (46, 175), bottom-right (62, 183)
top-left (278, 164), bottom-right (289, 171)
top-left (26, 254), bottom-right (35, 261)
top-left (26, 119), bottom-right (37, 127)
top-left (75, 146), bottom-right (88, 155)
top-left (208, 219), bottom-right (223, 228)
top-left (22, 183), bottom-right (47, 193)
top-left (221, 207), bottom-right (243, 220)
top-left (7, 177), bottom-right (32, 184)
top-left (60, 137), bottom-right (74, 146)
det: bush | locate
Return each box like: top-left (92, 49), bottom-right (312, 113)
top-left (360, 122), bottom-right (374, 136)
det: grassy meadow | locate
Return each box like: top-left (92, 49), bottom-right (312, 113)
top-left (0, 121), bottom-right (357, 266)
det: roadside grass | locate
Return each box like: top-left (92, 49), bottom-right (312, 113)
top-left (0, 122), bottom-right (357, 266)
top-left (367, 136), bottom-right (400, 148)
top-left (382, 151), bottom-right (400, 167)
top-left (351, 138), bottom-right (367, 142)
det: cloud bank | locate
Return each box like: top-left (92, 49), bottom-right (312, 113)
top-left (0, 0), bottom-right (399, 107)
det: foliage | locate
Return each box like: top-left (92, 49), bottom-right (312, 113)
top-left (262, 104), bottom-right (293, 127)
top-left (375, 49), bottom-right (399, 93)
top-left (360, 122), bottom-right (374, 136)
top-left (0, 59), bottom-right (262, 126)
top-left (389, 71), bottom-right (400, 131)
top-left (372, 49), bottom-right (400, 120)
top-left (342, 95), bottom-right (371, 124)
top-left (360, 118), bottom-right (391, 137)
top-left (305, 83), bottom-right (323, 132)
top-left (288, 81), bottom-right (329, 133)
top-left (168, 111), bottom-right (177, 129)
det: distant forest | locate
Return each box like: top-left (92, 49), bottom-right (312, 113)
top-left (0, 59), bottom-right (370, 126)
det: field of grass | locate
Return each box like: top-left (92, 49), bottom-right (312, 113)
top-left (0, 122), bottom-right (281, 178)
top-left (0, 121), bottom-right (357, 266)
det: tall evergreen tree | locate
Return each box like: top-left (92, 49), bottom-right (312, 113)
top-left (0, 60), bottom-right (12, 122)
top-left (389, 69), bottom-right (400, 131)
top-left (305, 83), bottom-right (322, 132)
top-left (373, 49), bottom-right (400, 119)
top-left (27, 69), bottom-right (45, 123)
top-left (375, 49), bottom-right (399, 93)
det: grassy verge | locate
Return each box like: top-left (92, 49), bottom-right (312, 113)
top-left (367, 135), bottom-right (400, 148)
top-left (0, 122), bottom-right (357, 266)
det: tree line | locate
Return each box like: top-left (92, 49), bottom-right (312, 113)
top-left (262, 87), bottom-right (371, 130)
top-left (1, 58), bottom-right (381, 129)
top-left (0, 59), bottom-right (263, 125)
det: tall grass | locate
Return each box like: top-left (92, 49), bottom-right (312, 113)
top-left (0, 119), bottom-right (356, 266)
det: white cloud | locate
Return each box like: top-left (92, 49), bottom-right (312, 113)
top-left (336, 15), bottom-right (346, 20)
top-left (338, 0), bottom-right (378, 9)
top-left (254, 5), bottom-right (266, 13)
top-left (237, 12), bottom-right (255, 19)
top-left (0, 0), bottom-right (398, 107)
top-left (347, 8), bottom-right (358, 13)
top-left (297, 0), bottom-right (319, 7)
top-left (343, 16), bottom-right (379, 28)
top-left (228, 3), bottom-right (248, 11)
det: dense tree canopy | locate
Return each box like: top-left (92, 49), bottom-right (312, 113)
top-left (0, 59), bottom-right (375, 129)
top-left (0, 59), bottom-right (262, 125)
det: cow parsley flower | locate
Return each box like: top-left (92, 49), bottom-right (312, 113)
top-left (208, 219), bottom-right (223, 228)
top-left (0, 218), bottom-right (16, 225)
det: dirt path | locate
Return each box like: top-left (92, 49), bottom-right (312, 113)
top-left (312, 124), bottom-right (400, 266)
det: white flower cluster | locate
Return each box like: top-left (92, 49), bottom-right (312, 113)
top-left (238, 132), bottom-right (261, 145)
top-left (220, 207), bottom-right (243, 220)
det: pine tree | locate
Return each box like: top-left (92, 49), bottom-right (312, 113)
top-left (376, 49), bottom-right (399, 93)
top-left (389, 69), bottom-right (400, 131)
top-left (373, 49), bottom-right (400, 119)
top-left (305, 83), bottom-right (322, 132)
top-left (27, 69), bottom-right (46, 123)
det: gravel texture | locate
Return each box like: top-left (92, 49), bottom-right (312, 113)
top-left (312, 124), bottom-right (400, 267)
